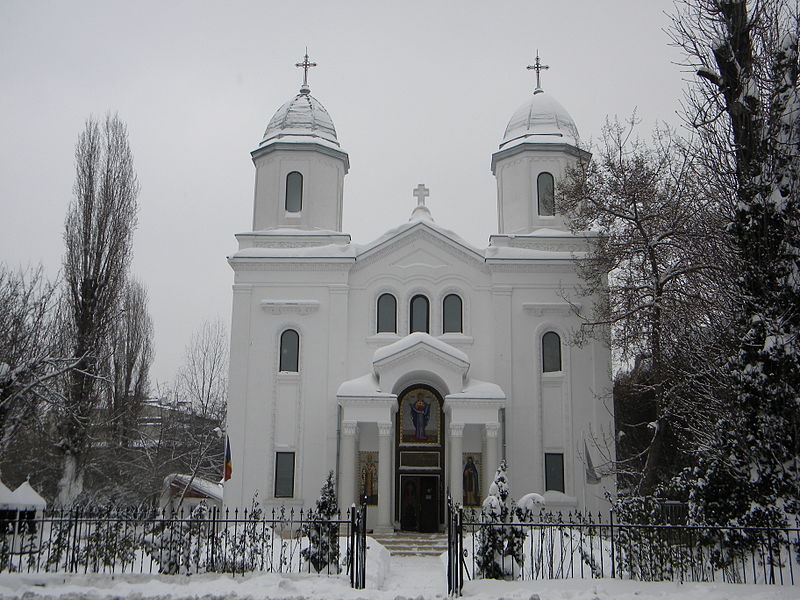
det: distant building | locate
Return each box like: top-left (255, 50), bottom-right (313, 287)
top-left (225, 54), bottom-right (615, 531)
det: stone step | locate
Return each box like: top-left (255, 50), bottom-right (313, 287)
top-left (370, 533), bottom-right (448, 556)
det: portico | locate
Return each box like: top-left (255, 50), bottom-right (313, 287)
top-left (337, 333), bottom-right (505, 532)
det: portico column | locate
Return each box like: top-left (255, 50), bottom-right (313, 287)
top-left (376, 421), bottom-right (393, 532)
top-left (449, 423), bottom-right (464, 505)
top-left (484, 422), bottom-right (500, 490)
top-left (339, 421), bottom-right (358, 512)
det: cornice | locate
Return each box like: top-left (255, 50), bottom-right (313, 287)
top-left (523, 302), bottom-right (581, 317)
top-left (260, 300), bottom-right (320, 315)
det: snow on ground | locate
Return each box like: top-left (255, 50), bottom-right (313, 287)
top-left (0, 539), bottom-right (797, 600)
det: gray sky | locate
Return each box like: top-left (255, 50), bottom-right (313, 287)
top-left (0, 0), bottom-right (688, 386)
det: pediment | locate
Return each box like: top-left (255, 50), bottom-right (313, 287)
top-left (353, 221), bottom-right (487, 274)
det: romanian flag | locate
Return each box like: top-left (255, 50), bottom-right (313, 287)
top-left (224, 437), bottom-right (233, 482)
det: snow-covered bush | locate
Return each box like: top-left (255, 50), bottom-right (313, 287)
top-left (300, 471), bottom-right (340, 574)
top-left (515, 493), bottom-right (545, 522)
top-left (143, 502), bottom-right (211, 575)
top-left (474, 460), bottom-right (525, 579)
top-left (216, 494), bottom-right (274, 573)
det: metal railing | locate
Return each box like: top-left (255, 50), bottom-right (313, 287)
top-left (0, 502), bottom-right (367, 588)
top-left (447, 502), bottom-right (799, 596)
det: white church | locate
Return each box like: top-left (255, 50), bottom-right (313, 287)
top-left (224, 53), bottom-right (614, 532)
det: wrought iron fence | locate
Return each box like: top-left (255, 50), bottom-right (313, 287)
top-left (0, 502), bottom-right (367, 588)
top-left (447, 500), bottom-right (799, 596)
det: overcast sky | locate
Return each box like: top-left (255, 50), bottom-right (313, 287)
top-left (0, 0), bottom-right (688, 386)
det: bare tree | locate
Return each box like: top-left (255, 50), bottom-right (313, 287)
top-left (558, 117), bottom-right (737, 494)
top-left (58, 114), bottom-right (139, 505)
top-left (175, 319), bottom-right (228, 421)
top-left (106, 277), bottom-right (154, 446)
top-left (0, 264), bottom-right (68, 476)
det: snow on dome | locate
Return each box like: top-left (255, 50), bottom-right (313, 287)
top-left (260, 90), bottom-right (340, 148)
top-left (500, 89), bottom-right (579, 149)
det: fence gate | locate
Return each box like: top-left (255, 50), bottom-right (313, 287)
top-left (446, 496), bottom-right (463, 596)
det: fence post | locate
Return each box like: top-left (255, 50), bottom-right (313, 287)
top-left (609, 509), bottom-right (615, 579)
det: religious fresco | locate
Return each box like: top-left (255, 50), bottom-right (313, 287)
top-left (358, 451), bottom-right (378, 506)
top-left (462, 453), bottom-right (482, 507)
top-left (399, 387), bottom-right (440, 445)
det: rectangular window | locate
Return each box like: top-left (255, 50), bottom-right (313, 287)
top-left (274, 452), bottom-right (295, 498)
top-left (544, 452), bottom-right (564, 493)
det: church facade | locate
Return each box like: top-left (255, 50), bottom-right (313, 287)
top-left (224, 56), bottom-right (614, 531)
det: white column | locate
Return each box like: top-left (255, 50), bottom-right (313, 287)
top-left (449, 423), bottom-right (464, 505)
top-left (484, 422), bottom-right (500, 491)
top-left (376, 421), bottom-right (393, 532)
top-left (339, 421), bottom-right (358, 512)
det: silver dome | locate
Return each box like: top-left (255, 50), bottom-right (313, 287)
top-left (500, 90), bottom-right (579, 149)
top-left (261, 90), bottom-right (339, 147)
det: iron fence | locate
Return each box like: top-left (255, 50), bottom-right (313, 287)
top-left (0, 502), bottom-right (367, 588)
top-left (447, 501), bottom-right (799, 596)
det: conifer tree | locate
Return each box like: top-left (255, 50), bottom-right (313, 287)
top-left (301, 471), bottom-right (340, 573)
top-left (474, 460), bottom-right (524, 579)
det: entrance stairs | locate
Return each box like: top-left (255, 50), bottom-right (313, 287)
top-left (370, 532), bottom-right (448, 557)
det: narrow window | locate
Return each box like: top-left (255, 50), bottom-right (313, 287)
top-left (285, 171), bottom-right (303, 213)
top-left (377, 293), bottom-right (397, 333)
top-left (537, 172), bottom-right (555, 216)
top-left (542, 331), bottom-right (561, 372)
top-left (410, 295), bottom-right (430, 333)
top-left (544, 452), bottom-right (565, 493)
top-left (274, 451), bottom-right (295, 497)
top-left (442, 294), bottom-right (462, 333)
top-left (279, 329), bottom-right (299, 372)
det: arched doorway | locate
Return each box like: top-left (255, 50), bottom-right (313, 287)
top-left (395, 384), bottom-right (445, 532)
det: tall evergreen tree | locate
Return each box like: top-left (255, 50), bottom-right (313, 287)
top-left (301, 471), bottom-right (340, 573)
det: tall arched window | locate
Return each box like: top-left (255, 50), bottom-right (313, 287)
top-left (377, 293), bottom-right (397, 333)
top-left (442, 294), bottom-right (462, 333)
top-left (279, 329), bottom-right (299, 372)
top-left (410, 295), bottom-right (430, 333)
top-left (542, 331), bottom-right (561, 372)
top-left (537, 172), bottom-right (555, 216)
top-left (285, 171), bottom-right (303, 213)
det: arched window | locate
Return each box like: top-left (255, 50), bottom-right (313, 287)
top-left (410, 295), bottom-right (430, 333)
top-left (537, 172), bottom-right (555, 216)
top-left (285, 171), bottom-right (303, 213)
top-left (279, 329), bottom-right (299, 372)
top-left (442, 294), bottom-right (462, 333)
top-left (542, 331), bottom-right (561, 372)
top-left (377, 293), bottom-right (397, 333)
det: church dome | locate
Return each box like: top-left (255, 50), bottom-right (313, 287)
top-left (499, 89), bottom-right (579, 150)
top-left (260, 89), bottom-right (340, 148)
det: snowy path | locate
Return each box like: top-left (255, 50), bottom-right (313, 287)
top-left (379, 554), bottom-right (448, 598)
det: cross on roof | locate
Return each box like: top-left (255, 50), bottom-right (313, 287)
top-left (526, 50), bottom-right (549, 91)
top-left (295, 48), bottom-right (317, 92)
top-left (413, 184), bottom-right (429, 207)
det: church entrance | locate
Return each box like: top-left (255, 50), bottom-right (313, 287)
top-left (395, 385), bottom-right (445, 532)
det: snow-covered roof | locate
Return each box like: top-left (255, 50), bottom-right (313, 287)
top-left (500, 89), bottom-right (579, 150)
top-left (164, 474), bottom-right (223, 502)
top-left (337, 373), bottom-right (395, 397)
top-left (373, 332), bottom-right (470, 366)
top-left (260, 89), bottom-right (340, 149)
top-left (447, 378), bottom-right (505, 399)
top-left (10, 481), bottom-right (46, 509)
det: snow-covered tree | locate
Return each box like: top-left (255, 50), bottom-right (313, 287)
top-left (474, 460), bottom-right (524, 579)
top-left (670, 0), bottom-right (800, 526)
top-left (300, 471), bottom-right (340, 573)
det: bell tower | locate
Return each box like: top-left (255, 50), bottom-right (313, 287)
top-left (491, 53), bottom-right (589, 234)
top-left (251, 51), bottom-right (349, 234)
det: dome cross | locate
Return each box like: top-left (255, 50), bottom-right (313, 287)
top-left (413, 184), bottom-right (430, 208)
top-left (527, 50), bottom-right (549, 92)
top-left (295, 48), bottom-right (317, 93)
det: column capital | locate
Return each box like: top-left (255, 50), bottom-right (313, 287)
top-left (377, 421), bottom-right (392, 437)
top-left (449, 422), bottom-right (465, 437)
top-left (341, 421), bottom-right (358, 437)
top-left (484, 422), bottom-right (500, 438)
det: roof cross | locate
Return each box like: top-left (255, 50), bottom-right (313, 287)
top-left (527, 50), bottom-right (549, 92)
top-left (295, 48), bottom-right (317, 93)
top-left (413, 184), bottom-right (430, 207)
